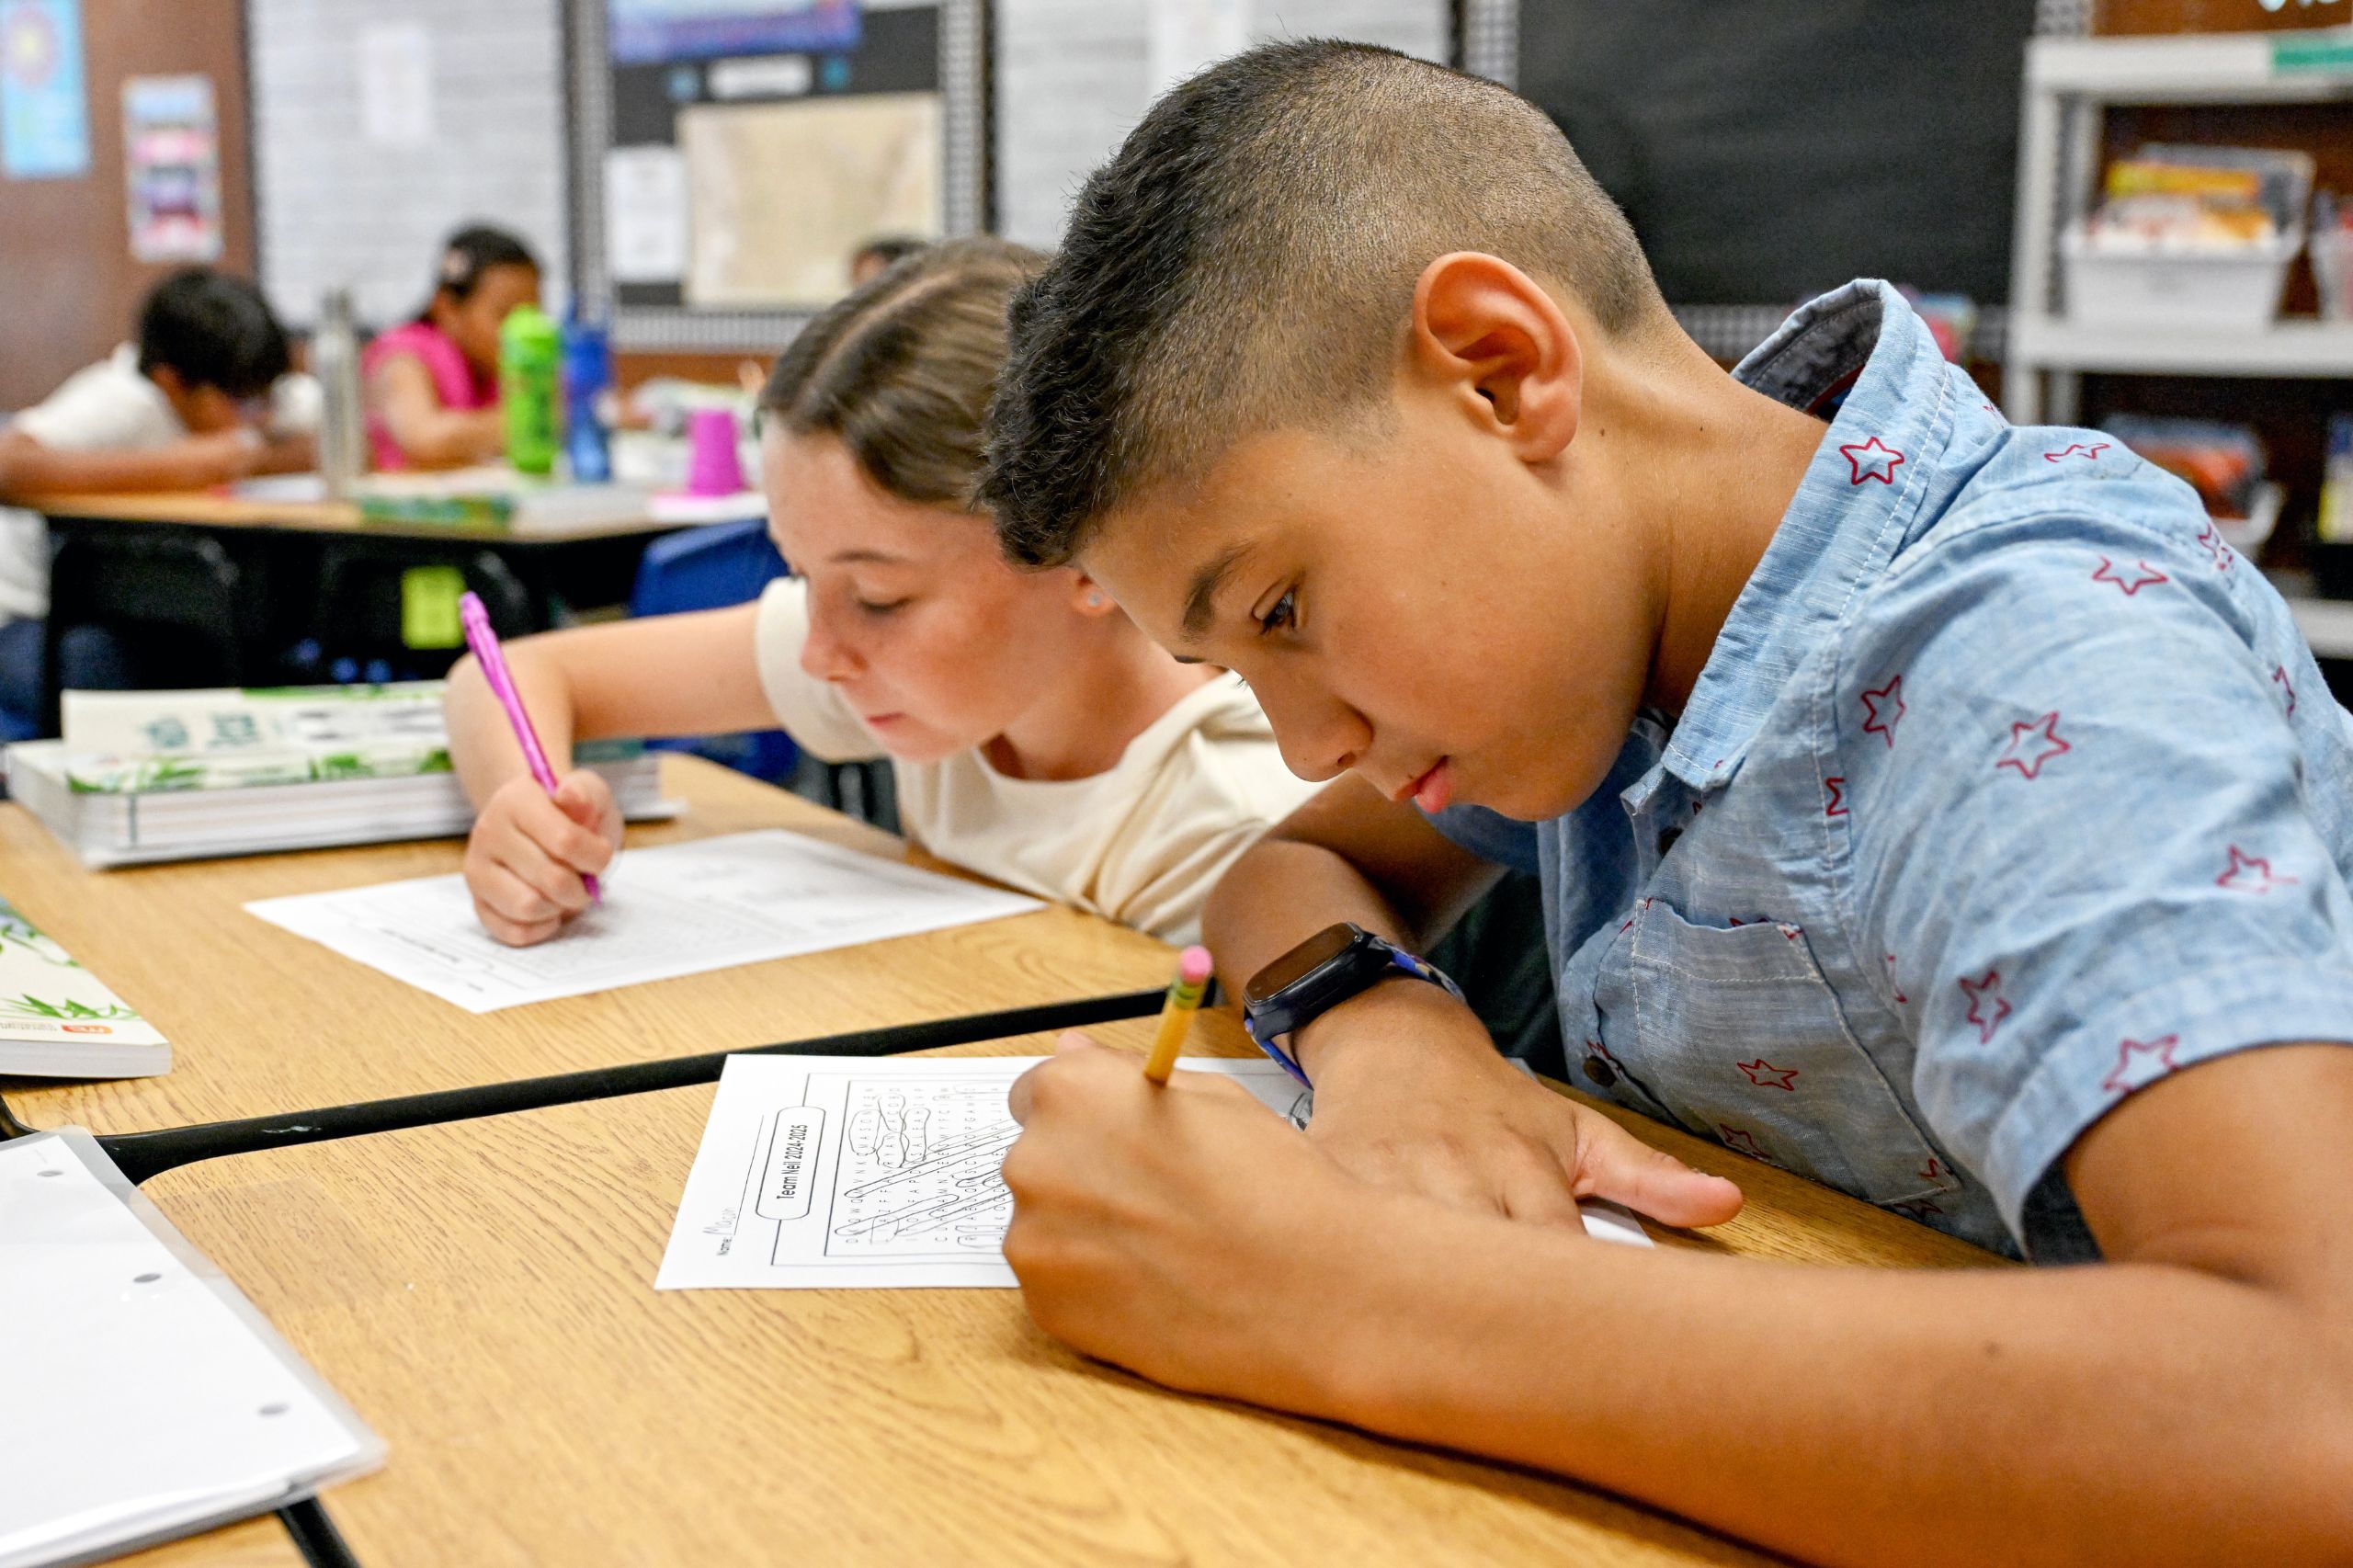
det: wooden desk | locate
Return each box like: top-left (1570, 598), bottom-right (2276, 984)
top-left (35, 489), bottom-right (685, 544)
top-left (141, 1012), bottom-right (1997, 1567)
top-left (0, 756), bottom-right (1173, 1135)
top-left (115, 1517), bottom-right (306, 1568)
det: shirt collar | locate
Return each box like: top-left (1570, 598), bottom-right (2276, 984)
top-left (1659, 279), bottom-right (1959, 790)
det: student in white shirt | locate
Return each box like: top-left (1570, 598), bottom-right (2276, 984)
top-left (0, 268), bottom-right (317, 738)
top-left (445, 238), bottom-right (1318, 946)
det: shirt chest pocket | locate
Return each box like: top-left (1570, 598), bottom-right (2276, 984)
top-left (1621, 901), bottom-right (1947, 1206)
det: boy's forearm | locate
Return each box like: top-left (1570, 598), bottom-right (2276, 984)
top-left (446, 644), bottom-right (576, 806)
top-left (0, 438), bottom-right (223, 497)
top-left (1311, 1206), bottom-right (2352, 1568)
top-left (1202, 835), bottom-right (1417, 988)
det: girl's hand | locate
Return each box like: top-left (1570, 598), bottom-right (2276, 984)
top-left (461, 769), bottom-right (621, 946)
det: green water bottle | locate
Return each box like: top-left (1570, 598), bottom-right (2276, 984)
top-left (499, 303), bottom-right (561, 476)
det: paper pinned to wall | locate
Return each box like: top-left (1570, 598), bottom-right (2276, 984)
top-left (1147, 0), bottom-right (1248, 97)
top-left (122, 75), bottom-right (222, 264)
top-left (657, 1052), bottom-right (1654, 1290)
top-left (0, 0), bottom-right (91, 179)
top-left (681, 93), bottom-right (941, 309)
top-left (358, 22), bottom-right (435, 148)
top-left (605, 144), bottom-right (689, 283)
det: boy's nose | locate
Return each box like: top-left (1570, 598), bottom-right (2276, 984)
top-left (1267, 687), bottom-right (1370, 784)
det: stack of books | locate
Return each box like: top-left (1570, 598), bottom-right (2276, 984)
top-left (5, 683), bottom-right (673, 869)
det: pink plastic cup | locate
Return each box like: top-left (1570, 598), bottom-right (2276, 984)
top-left (685, 408), bottom-right (745, 496)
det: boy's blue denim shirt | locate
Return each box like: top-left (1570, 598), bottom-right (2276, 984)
top-left (1430, 280), bottom-right (2353, 1260)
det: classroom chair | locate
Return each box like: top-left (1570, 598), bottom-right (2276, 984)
top-left (40, 531), bottom-right (246, 737)
top-left (310, 546), bottom-right (535, 685)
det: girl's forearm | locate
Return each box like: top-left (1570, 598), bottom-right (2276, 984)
top-left (446, 642), bottom-right (576, 806)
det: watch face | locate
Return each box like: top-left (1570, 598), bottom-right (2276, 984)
top-left (1245, 923), bottom-right (1362, 1005)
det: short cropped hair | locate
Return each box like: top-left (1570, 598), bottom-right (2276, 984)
top-left (135, 269), bottom-right (292, 399)
top-left (762, 236), bottom-right (1047, 509)
top-left (981, 40), bottom-right (1666, 567)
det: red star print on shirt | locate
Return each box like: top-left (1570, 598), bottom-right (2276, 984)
top-left (2101, 1034), bottom-right (2181, 1096)
top-left (1737, 1058), bottom-right (1801, 1091)
top-left (1996, 711), bottom-right (2070, 779)
top-left (2044, 441), bottom-right (2109, 463)
top-left (1918, 1157), bottom-right (1960, 1193)
top-left (1824, 777), bottom-right (1848, 818)
top-left (1960, 969), bottom-right (2013, 1044)
top-left (2273, 665), bottom-right (2297, 718)
top-left (1718, 1125), bottom-right (1769, 1160)
top-left (1860, 676), bottom-right (1906, 747)
top-left (1886, 1199), bottom-right (1946, 1221)
top-left (2216, 846), bottom-right (2298, 894)
top-left (1883, 952), bottom-right (1908, 1005)
top-left (2195, 522), bottom-right (2233, 573)
top-left (2091, 557), bottom-right (2167, 596)
top-left (1839, 436), bottom-right (1906, 485)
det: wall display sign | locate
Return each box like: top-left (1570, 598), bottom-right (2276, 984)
top-left (122, 74), bottom-right (222, 262)
top-left (572, 0), bottom-right (983, 349)
top-left (608, 0), bottom-right (861, 66)
top-left (0, 0), bottom-right (90, 180)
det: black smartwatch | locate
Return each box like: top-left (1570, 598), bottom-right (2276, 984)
top-left (1241, 923), bottom-right (1463, 1087)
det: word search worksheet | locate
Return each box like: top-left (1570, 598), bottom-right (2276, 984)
top-left (657, 1054), bottom-right (1649, 1290)
top-left (244, 830), bottom-right (1042, 1012)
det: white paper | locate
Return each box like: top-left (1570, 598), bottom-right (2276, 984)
top-left (658, 1053), bottom-right (1648, 1291)
top-left (357, 23), bottom-right (434, 148)
top-left (0, 1131), bottom-right (381, 1568)
top-left (244, 829), bottom-right (1043, 1014)
top-left (604, 144), bottom-right (689, 283)
top-left (1148, 0), bottom-right (1249, 95)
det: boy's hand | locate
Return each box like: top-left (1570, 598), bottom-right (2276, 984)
top-left (1001, 1034), bottom-right (1384, 1409)
top-left (462, 770), bottom-right (621, 946)
top-left (1299, 981), bottom-right (1744, 1229)
top-left (177, 429), bottom-right (268, 487)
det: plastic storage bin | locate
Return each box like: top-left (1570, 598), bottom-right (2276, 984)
top-left (2061, 226), bottom-right (2302, 330)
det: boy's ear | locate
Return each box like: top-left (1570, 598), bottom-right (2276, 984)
top-left (1067, 570), bottom-right (1118, 617)
top-left (1407, 252), bottom-right (1583, 464)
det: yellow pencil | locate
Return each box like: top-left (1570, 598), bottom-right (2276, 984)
top-left (1142, 945), bottom-right (1215, 1085)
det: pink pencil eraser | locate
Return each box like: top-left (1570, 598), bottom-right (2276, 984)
top-left (1178, 945), bottom-right (1213, 985)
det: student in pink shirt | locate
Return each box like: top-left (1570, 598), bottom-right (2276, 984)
top-left (363, 225), bottom-right (542, 471)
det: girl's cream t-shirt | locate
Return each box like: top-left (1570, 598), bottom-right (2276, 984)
top-left (752, 578), bottom-right (1320, 945)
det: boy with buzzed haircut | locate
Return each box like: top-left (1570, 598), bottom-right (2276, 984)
top-left (978, 40), bottom-right (2353, 1566)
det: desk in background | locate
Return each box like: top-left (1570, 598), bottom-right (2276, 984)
top-left (0, 756), bottom-right (1174, 1137)
top-left (28, 490), bottom-right (699, 734)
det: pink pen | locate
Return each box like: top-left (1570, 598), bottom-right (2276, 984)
top-left (458, 591), bottom-right (602, 904)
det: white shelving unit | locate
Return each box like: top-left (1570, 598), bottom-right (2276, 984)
top-left (2005, 28), bottom-right (2353, 425)
top-left (2007, 28), bottom-right (2353, 663)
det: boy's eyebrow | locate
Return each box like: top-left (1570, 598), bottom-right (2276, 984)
top-left (826, 547), bottom-right (908, 566)
top-left (1181, 543), bottom-right (1251, 641)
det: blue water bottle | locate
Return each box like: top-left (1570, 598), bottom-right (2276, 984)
top-left (561, 312), bottom-right (614, 483)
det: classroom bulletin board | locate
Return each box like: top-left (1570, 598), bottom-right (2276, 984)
top-left (1478, 0), bottom-right (2088, 361)
top-left (569, 0), bottom-right (986, 351)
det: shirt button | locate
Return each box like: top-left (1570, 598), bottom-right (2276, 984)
top-left (1657, 827), bottom-right (1682, 857)
top-left (1583, 1054), bottom-right (1618, 1089)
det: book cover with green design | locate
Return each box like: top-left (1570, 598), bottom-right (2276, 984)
top-left (0, 895), bottom-right (170, 1076)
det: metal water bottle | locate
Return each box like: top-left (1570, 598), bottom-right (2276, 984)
top-left (314, 288), bottom-right (366, 498)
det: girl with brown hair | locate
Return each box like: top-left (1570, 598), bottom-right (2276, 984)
top-left (444, 238), bottom-right (1315, 946)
